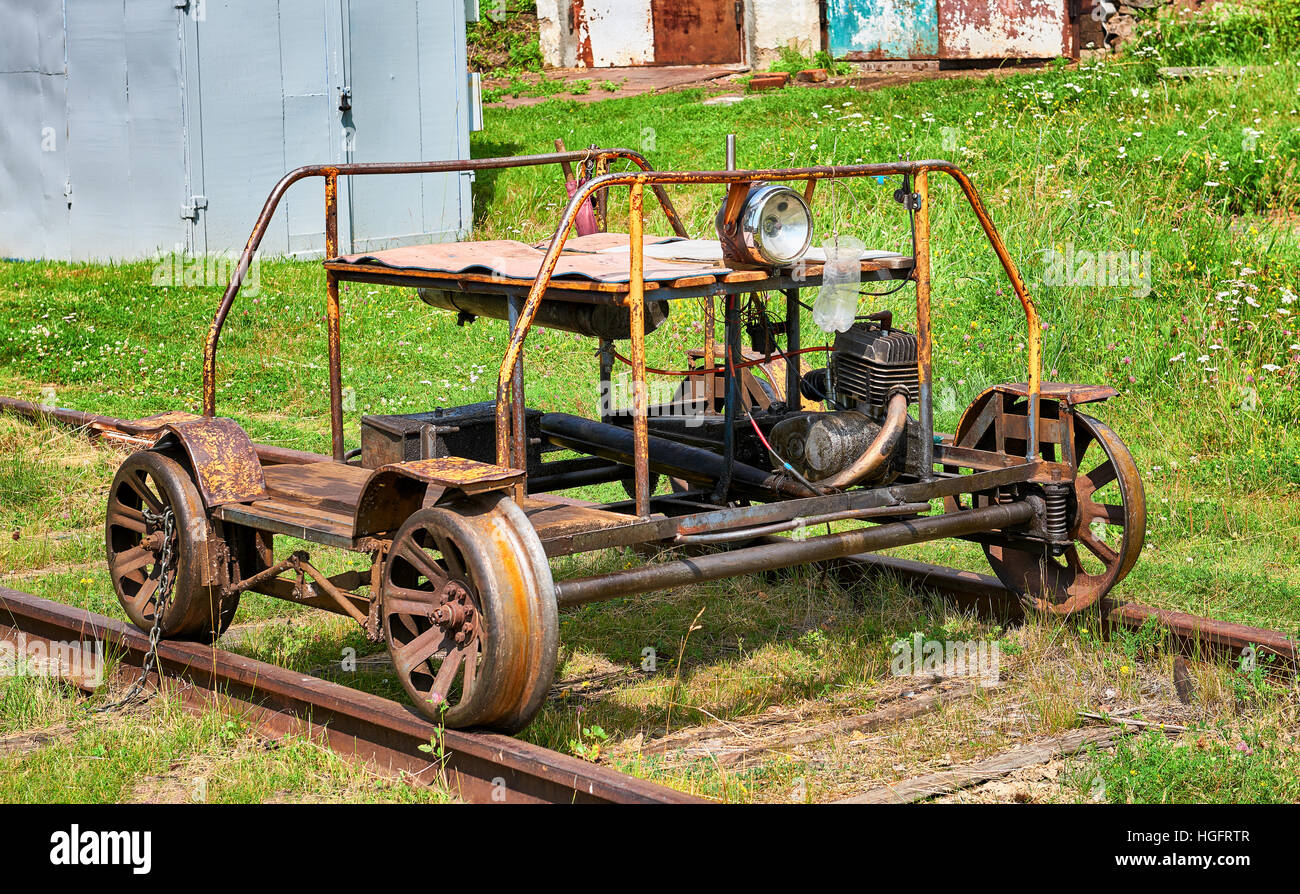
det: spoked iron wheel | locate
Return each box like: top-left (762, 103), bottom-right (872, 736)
top-left (105, 451), bottom-right (243, 641)
top-left (381, 493), bottom-right (558, 732)
top-left (947, 396), bottom-right (1146, 615)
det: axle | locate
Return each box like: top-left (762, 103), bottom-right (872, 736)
top-left (554, 499), bottom-right (1036, 607)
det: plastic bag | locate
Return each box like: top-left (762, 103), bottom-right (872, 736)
top-left (812, 235), bottom-right (863, 333)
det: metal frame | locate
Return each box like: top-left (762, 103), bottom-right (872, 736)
top-left (495, 160), bottom-right (1044, 521)
top-left (200, 148), bottom-right (689, 461)
top-left (184, 149), bottom-right (1119, 622)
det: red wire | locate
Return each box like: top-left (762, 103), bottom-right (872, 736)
top-left (748, 412), bottom-right (777, 453)
top-left (611, 344), bottom-right (831, 377)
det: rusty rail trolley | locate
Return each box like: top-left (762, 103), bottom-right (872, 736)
top-left (102, 144), bottom-right (1145, 732)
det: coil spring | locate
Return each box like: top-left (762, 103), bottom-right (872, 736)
top-left (1043, 484), bottom-right (1070, 542)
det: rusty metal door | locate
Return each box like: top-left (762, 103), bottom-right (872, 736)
top-left (827, 0), bottom-right (940, 60)
top-left (651, 0), bottom-right (743, 65)
top-left (936, 0), bottom-right (1074, 59)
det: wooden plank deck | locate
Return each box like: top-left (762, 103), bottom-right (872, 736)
top-left (215, 462), bottom-right (643, 555)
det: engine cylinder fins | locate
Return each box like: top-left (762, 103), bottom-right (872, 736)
top-left (828, 321), bottom-right (921, 408)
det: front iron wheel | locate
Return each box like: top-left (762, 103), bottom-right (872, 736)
top-left (381, 493), bottom-right (558, 732)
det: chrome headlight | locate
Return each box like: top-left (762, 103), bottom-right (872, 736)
top-left (739, 184), bottom-right (813, 265)
top-left (717, 182), bottom-right (814, 267)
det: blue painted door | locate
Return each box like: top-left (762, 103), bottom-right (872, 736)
top-left (826, 0), bottom-right (939, 60)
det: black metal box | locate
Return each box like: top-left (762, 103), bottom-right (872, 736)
top-left (360, 402), bottom-right (543, 470)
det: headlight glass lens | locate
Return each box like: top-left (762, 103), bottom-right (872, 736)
top-left (743, 185), bottom-right (812, 265)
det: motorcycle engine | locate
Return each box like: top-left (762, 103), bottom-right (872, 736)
top-left (770, 317), bottom-right (921, 484)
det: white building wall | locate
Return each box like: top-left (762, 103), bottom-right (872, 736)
top-left (540, 0), bottom-right (821, 69)
top-left (537, 0), bottom-right (573, 68)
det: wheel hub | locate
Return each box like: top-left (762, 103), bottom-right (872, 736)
top-left (431, 581), bottom-right (478, 645)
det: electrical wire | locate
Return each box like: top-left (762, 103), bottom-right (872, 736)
top-left (609, 344), bottom-right (831, 377)
top-left (724, 342), bottom-right (822, 495)
top-left (857, 182), bottom-right (918, 299)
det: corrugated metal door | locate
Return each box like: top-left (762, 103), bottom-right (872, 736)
top-left (0, 0), bottom-right (190, 261)
top-left (186, 0), bottom-right (471, 258)
top-left (827, 0), bottom-right (939, 60)
top-left (342, 0), bottom-right (472, 252)
top-left (651, 0), bottom-right (743, 64)
top-left (184, 0), bottom-right (344, 257)
top-left (0, 0), bottom-right (71, 259)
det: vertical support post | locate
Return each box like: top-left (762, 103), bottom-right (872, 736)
top-left (913, 169), bottom-right (934, 481)
top-left (784, 288), bottom-right (801, 407)
top-left (592, 148), bottom-right (609, 233)
top-left (324, 172), bottom-right (345, 463)
top-left (598, 337), bottom-right (614, 423)
top-left (708, 133), bottom-right (737, 417)
top-left (627, 182), bottom-right (651, 518)
top-left (507, 294), bottom-right (527, 497)
top-left (703, 297), bottom-right (716, 410)
top-left (714, 293), bottom-right (740, 503)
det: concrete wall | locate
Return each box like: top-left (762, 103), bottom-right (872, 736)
top-left (749, 0), bottom-right (820, 66)
top-left (537, 0), bottom-right (576, 67)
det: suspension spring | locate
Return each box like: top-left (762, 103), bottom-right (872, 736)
top-left (1043, 483), bottom-right (1070, 545)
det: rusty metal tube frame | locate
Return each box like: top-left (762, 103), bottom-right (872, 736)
top-left (496, 160), bottom-right (1043, 506)
top-left (554, 499), bottom-right (1035, 607)
top-left (201, 148), bottom-right (688, 461)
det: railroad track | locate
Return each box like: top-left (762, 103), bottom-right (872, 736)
top-left (822, 551), bottom-right (1298, 670)
top-left (0, 585), bottom-right (701, 804)
top-left (1, 562), bottom-right (1293, 806)
top-left (7, 395), bottom-right (1295, 669)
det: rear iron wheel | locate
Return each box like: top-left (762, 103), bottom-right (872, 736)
top-left (381, 493), bottom-right (558, 732)
top-left (947, 396), bottom-right (1145, 615)
top-left (105, 451), bottom-right (245, 641)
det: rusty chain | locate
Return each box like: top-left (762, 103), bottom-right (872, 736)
top-left (91, 504), bottom-right (176, 714)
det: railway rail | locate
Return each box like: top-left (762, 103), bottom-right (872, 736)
top-left (0, 584), bottom-right (700, 804)
top-left (823, 551), bottom-right (1298, 671)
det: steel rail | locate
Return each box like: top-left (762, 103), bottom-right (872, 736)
top-left (0, 585), bottom-right (701, 804)
top-left (0, 396), bottom-right (328, 466)
top-left (819, 551), bottom-right (1299, 670)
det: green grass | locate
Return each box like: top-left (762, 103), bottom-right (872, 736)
top-left (468, 0), bottom-right (543, 77)
top-left (766, 47), bottom-right (853, 77)
top-left (0, 674), bottom-right (452, 803)
top-left (2, 4), bottom-right (1300, 801)
top-left (1068, 725), bottom-right (1300, 804)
